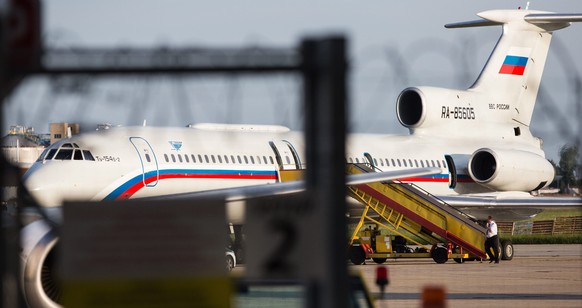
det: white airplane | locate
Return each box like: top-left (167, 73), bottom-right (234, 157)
top-left (18, 8), bottom-right (582, 307)
top-left (23, 9), bottom-right (582, 221)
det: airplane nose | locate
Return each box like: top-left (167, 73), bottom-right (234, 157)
top-left (22, 163), bottom-right (63, 207)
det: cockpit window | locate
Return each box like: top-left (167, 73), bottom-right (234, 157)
top-left (46, 149), bottom-right (58, 160)
top-left (54, 149), bottom-right (73, 160)
top-left (73, 149), bottom-right (83, 160)
top-left (82, 150), bottom-right (95, 161)
top-left (40, 143), bottom-right (96, 161)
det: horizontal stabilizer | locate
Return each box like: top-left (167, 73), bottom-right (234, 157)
top-left (445, 19), bottom-right (500, 29)
top-left (525, 13), bottom-right (582, 23)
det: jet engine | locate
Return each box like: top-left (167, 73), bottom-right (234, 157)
top-left (468, 148), bottom-right (554, 192)
top-left (396, 86), bottom-right (481, 132)
top-left (20, 219), bottom-right (61, 308)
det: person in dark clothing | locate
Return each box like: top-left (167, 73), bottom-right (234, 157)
top-left (484, 215), bottom-right (500, 264)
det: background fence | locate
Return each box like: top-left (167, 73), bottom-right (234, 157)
top-left (498, 217), bottom-right (582, 235)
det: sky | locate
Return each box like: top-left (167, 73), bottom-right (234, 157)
top-left (3, 0), bottom-right (582, 161)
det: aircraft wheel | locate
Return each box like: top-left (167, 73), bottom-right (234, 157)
top-left (500, 239), bottom-right (514, 260)
top-left (432, 246), bottom-right (448, 264)
top-left (349, 245), bottom-right (366, 265)
top-left (373, 257), bottom-right (387, 264)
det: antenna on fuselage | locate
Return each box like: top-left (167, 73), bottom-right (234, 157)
top-left (143, 119), bottom-right (147, 127)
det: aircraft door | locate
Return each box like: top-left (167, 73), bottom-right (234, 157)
top-left (363, 152), bottom-right (376, 170)
top-left (444, 155), bottom-right (457, 189)
top-left (130, 137), bottom-right (159, 187)
top-left (445, 154), bottom-right (470, 189)
top-left (269, 140), bottom-right (302, 170)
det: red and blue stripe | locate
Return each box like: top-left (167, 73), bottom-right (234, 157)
top-left (103, 169), bottom-right (472, 201)
top-left (104, 168), bottom-right (278, 201)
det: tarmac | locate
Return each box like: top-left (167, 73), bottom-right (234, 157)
top-left (230, 244), bottom-right (581, 307)
top-left (357, 244), bottom-right (582, 308)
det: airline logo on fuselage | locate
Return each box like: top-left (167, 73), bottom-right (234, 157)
top-left (169, 141), bottom-right (183, 151)
top-left (498, 47), bottom-right (531, 76)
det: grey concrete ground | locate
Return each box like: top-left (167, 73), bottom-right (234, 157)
top-left (231, 244), bottom-right (582, 307)
top-left (356, 244), bottom-right (582, 308)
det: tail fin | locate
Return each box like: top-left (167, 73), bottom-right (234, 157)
top-left (446, 9), bottom-right (582, 126)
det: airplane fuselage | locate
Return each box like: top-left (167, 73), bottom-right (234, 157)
top-left (23, 123), bottom-right (549, 209)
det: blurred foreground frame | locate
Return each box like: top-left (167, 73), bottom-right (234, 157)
top-left (1, 2), bottom-right (352, 306)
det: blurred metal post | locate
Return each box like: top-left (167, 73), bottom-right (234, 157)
top-left (1, 0), bottom-right (41, 307)
top-left (301, 36), bottom-right (348, 308)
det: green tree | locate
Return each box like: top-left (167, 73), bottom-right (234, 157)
top-left (558, 144), bottom-right (580, 194)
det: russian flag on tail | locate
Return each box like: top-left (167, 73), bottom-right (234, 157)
top-left (499, 47), bottom-right (531, 76)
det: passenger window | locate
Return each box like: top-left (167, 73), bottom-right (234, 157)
top-left (391, 159), bottom-right (396, 167)
top-left (237, 156), bottom-right (242, 164)
top-left (55, 149), bottom-right (73, 160)
top-left (211, 155), bottom-right (216, 163)
top-left (171, 154), bottom-right (176, 163)
top-left (257, 156), bottom-right (261, 164)
top-left (231, 155), bottom-right (236, 164)
top-left (380, 159), bottom-right (384, 167)
top-left (184, 155), bottom-right (189, 163)
top-left (436, 160), bottom-right (441, 168)
top-left (355, 158), bottom-right (360, 163)
top-left (373, 158), bottom-right (378, 166)
top-left (218, 155), bottom-right (222, 163)
top-left (285, 156), bottom-right (291, 164)
top-left (73, 150), bottom-right (83, 160)
top-left (164, 154), bottom-right (169, 162)
top-left (385, 159), bottom-right (390, 167)
top-left (198, 154), bottom-right (203, 163)
top-left (250, 156), bottom-right (255, 164)
top-left (82, 150), bottom-right (95, 161)
top-left (263, 156), bottom-right (268, 164)
top-left (205, 155), bottom-right (209, 163)
top-left (269, 156), bottom-right (274, 164)
top-left (191, 154), bottom-right (196, 163)
top-left (224, 155), bottom-right (229, 164)
top-left (244, 156), bottom-right (249, 164)
top-left (145, 154), bottom-right (151, 163)
top-left (177, 155), bottom-right (182, 163)
top-left (420, 160), bottom-right (424, 167)
top-left (348, 157), bottom-right (353, 163)
top-left (409, 159), bottom-right (413, 167)
top-left (402, 159), bottom-right (407, 167)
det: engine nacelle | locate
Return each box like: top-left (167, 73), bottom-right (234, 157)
top-left (396, 86), bottom-right (487, 134)
top-left (20, 220), bottom-right (61, 308)
top-left (468, 148), bottom-right (554, 191)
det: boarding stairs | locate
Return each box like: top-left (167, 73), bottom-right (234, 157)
top-left (346, 163), bottom-right (487, 260)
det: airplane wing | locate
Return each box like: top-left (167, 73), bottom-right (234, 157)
top-left (438, 193), bottom-right (582, 221)
top-left (149, 167), bottom-right (442, 203)
top-left (19, 167), bottom-right (441, 226)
